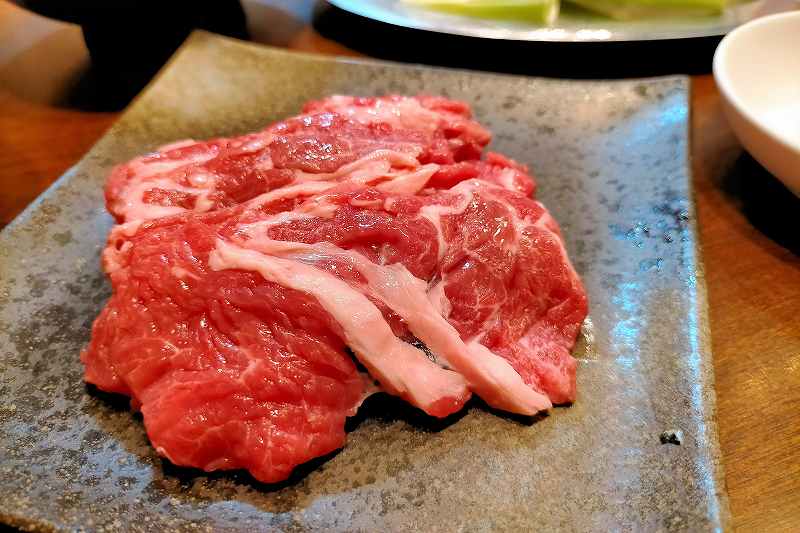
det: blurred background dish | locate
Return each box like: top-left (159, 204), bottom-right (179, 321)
top-left (714, 11), bottom-right (800, 196)
top-left (5, 0), bottom-right (798, 112)
top-left (328, 0), bottom-right (797, 42)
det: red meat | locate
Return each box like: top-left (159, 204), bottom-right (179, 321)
top-left (82, 95), bottom-right (588, 483)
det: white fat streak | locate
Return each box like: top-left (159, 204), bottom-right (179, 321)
top-left (476, 180), bottom-right (548, 231)
top-left (425, 179), bottom-right (547, 262)
top-left (189, 171), bottom-right (219, 213)
top-left (102, 219), bottom-right (145, 275)
top-left (447, 184), bottom-right (580, 378)
top-left (464, 340), bottom-right (551, 411)
top-left (170, 266), bottom-right (200, 280)
top-left (155, 139), bottom-right (197, 152)
top-left (320, 159), bottom-right (391, 184)
top-left (254, 156), bottom-right (274, 171)
top-left (496, 168), bottom-right (518, 191)
top-left (245, 239), bottom-right (550, 415)
top-left (323, 96), bottom-right (441, 134)
top-left (429, 180), bottom-right (540, 338)
top-left (128, 149), bottom-right (216, 180)
top-left (375, 164), bottom-right (438, 195)
top-left (193, 196), bottom-right (213, 214)
top-left (297, 196), bottom-right (339, 219)
top-left (116, 220), bottom-right (143, 238)
top-left (293, 149), bottom-right (419, 183)
top-left (242, 212), bottom-right (318, 237)
top-left (350, 198), bottom-right (384, 209)
top-left (101, 240), bottom-right (132, 274)
top-left (208, 240), bottom-right (469, 416)
top-left (118, 182), bottom-right (185, 221)
top-left (426, 279), bottom-right (452, 319)
top-left (118, 178), bottom-right (213, 222)
top-left (238, 134), bottom-right (272, 153)
top-left (119, 133), bottom-right (273, 222)
top-left (239, 163), bottom-right (442, 237)
top-left (245, 181), bottom-right (336, 209)
top-left (418, 180), bottom-right (481, 262)
top-left (238, 182), bottom-right (340, 237)
top-left (186, 170), bottom-right (213, 187)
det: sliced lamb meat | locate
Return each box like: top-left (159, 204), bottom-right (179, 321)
top-left (82, 95), bottom-right (588, 484)
top-left (86, 183), bottom-right (585, 481)
top-left (233, 180), bottom-right (585, 408)
top-left (85, 203), bottom-right (471, 482)
top-left (104, 95), bottom-right (491, 224)
top-left (84, 208), bottom-right (371, 483)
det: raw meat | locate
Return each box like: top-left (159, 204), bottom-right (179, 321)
top-left (82, 95), bottom-right (588, 484)
top-left (104, 95), bottom-right (492, 225)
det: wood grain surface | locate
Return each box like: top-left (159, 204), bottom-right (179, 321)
top-left (1, 4), bottom-right (798, 532)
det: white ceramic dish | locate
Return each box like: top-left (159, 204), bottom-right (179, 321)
top-left (329, 0), bottom-right (797, 42)
top-left (713, 10), bottom-right (800, 195)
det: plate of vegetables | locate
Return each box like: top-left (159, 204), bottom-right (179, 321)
top-left (327, 0), bottom-right (797, 41)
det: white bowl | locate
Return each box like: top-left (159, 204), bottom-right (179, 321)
top-left (713, 10), bottom-right (800, 196)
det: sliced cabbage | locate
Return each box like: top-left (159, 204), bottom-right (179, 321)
top-left (563, 0), bottom-right (727, 19)
top-left (403, 0), bottom-right (560, 25)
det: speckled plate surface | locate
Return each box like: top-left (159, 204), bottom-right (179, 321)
top-left (0, 32), bottom-right (728, 532)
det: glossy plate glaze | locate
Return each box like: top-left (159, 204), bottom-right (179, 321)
top-left (329, 0), bottom-right (798, 41)
top-left (0, 32), bottom-right (728, 531)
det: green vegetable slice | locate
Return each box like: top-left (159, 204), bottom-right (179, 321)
top-left (563, 0), bottom-right (727, 20)
top-left (403, 0), bottom-right (560, 25)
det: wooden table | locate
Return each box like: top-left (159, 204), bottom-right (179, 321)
top-left (1, 4), bottom-right (798, 531)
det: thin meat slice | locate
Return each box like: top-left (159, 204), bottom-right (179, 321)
top-left (301, 95), bottom-right (491, 164)
top-left (209, 239), bottom-right (471, 418)
top-left (432, 181), bottom-right (587, 403)
top-left (83, 95), bottom-right (589, 484)
top-left (237, 180), bottom-right (584, 407)
top-left (237, 239), bottom-right (550, 415)
top-left (105, 96), bottom-right (491, 224)
top-left (82, 210), bottom-right (369, 483)
top-left (105, 134), bottom-right (276, 223)
top-left (86, 178), bottom-right (585, 482)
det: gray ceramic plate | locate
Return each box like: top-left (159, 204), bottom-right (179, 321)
top-left (0, 32), bottom-right (728, 531)
top-left (330, 0), bottom-right (798, 41)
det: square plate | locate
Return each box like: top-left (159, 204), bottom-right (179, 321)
top-left (0, 31), bottom-right (728, 531)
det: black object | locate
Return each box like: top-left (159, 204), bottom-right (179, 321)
top-left (723, 153), bottom-right (800, 256)
top-left (660, 429), bottom-right (684, 445)
top-left (17, 1), bottom-right (249, 110)
top-left (313, 4), bottom-right (722, 79)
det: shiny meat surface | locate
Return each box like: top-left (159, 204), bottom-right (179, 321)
top-left (82, 95), bottom-right (588, 483)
